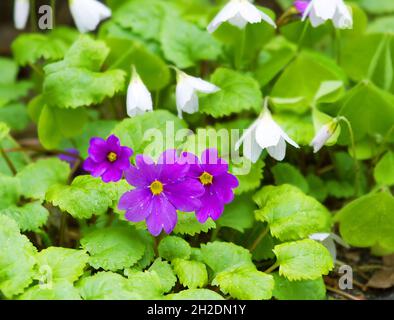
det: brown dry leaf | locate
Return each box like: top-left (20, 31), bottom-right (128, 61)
top-left (383, 254), bottom-right (394, 267)
top-left (367, 269), bottom-right (394, 289)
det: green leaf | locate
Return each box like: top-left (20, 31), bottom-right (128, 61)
top-left (273, 113), bottom-right (315, 146)
top-left (46, 175), bottom-right (114, 219)
top-left (232, 158), bottom-right (265, 195)
top-left (78, 272), bottom-right (138, 300)
top-left (161, 16), bottom-right (221, 68)
top-left (167, 288), bottom-right (224, 300)
top-left (81, 226), bottom-right (146, 271)
top-left (172, 258), bottom-right (208, 289)
top-left (0, 215), bottom-right (37, 297)
top-left (273, 239), bottom-right (334, 281)
top-left (16, 158), bottom-right (70, 200)
top-left (200, 68), bottom-right (263, 117)
top-left (212, 265), bottom-right (274, 300)
top-left (19, 281), bottom-right (81, 300)
top-left (0, 135), bottom-right (29, 176)
top-left (271, 163), bottom-right (309, 194)
top-left (0, 81), bottom-right (32, 108)
top-left (158, 236), bottom-right (191, 261)
top-left (0, 201), bottom-right (49, 232)
top-left (35, 247), bottom-right (88, 283)
top-left (200, 241), bottom-right (253, 274)
top-left (0, 103), bottom-right (30, 132)
top-left (125, 270), bottom-right (164, 299)
top-left (272, 50), bottom-right (347, 109)
top-left (253, 185), bottom-right (332, 241)
top-left (218, 193), bottom-right (255, 233)
top-left (104, 37), bottom-right (170, 90)
top-left (0, 122), bottom-right (10, 141)
top-left (11, 33), bottom-right (69, 66)
top-left (112, 110), bottom-right (187, 158)
top-left (272, 273), bottom-right (326, 300)
top-left (0, 57), bottom-right (18, 84)
top-left (43, 68), bottom-right (126, 109)
top-left (38, 105), bottom-right (88, 149)
top-left (0, 174), bottom-right (20, 209)
top-left (148, 258), bottom-right (177, 293)
top-left (173, 211), bottom-right (216, 236)
top-left (356, 0), bottom-right (394, 14)
top-left (374, 151), bottom-right (394, 186)
top-left (306, 174), bottom-right (328, 202)
top-left (336, 192), bottom-right (394, 251)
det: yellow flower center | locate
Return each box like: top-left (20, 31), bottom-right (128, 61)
top-left (199, 171), bottom-right (213, 185)
top-left (150, 180), bottom-right (164, 195)
top-left (107, 152), bottom-right (118, 162)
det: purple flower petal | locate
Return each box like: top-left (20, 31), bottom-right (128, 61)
top-left (164, 177), bottom-right (204, 212)
top-left (119, 189), bottom-right (153, 222)
top-left (294, 0), bottom-right (309, 14)
top-left (146, 195), bottom-right (177, 236)
top-left (88, 137), bottom-right (108, 163)
top-left (196, 190), bottom-right (224, 223)
top-left (200, 148), bottom-right (228, 176)
top-left (83, 158), bottom-right (108, 177)
top-left (102, 167), bottom-right (123, 182)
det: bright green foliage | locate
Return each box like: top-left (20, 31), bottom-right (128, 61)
top-left (81, 226), bottom-right (146, 271)
top-left (374, 151), bottom-right (394, 186)
top-left (35, 247), bottom-right (88, 283)
top-left (200, 68), bottom-right (263, 117)
top-left (273, 239), bottom-right (334, 281)
top-left (0, 174), bottom-right (20, 209)
top-left (212, 265), bottom-right (274, 300)
top-left (0, 201), bottom-right (49, 232)
top-left (43, 36), bottom-right (126, 109)
top-left (200, 241), bottom-right (254, 274)
top-left (46, 175), bottom-right (116, 219)
top-left (254, 185), bottom-right (332, 241)
top-left (0, 215), bottom-right (37, 298)
top-left (148, 258), bottom-right (177, 293)
top-left (336, 192), bottom-right (394, 251)
top-left (271, 163), bottom-right (309, 194)
top-left (233, 158), bottom-right (265, 195)
top-left (19, 281), bottom-right (81, 300)
top-left (125, 270), bottom-right (164, 299)
top-left (158, 236), bottom-right (191, 261)
top-left (112, 110), bottom-right (187, 157)
top-left (172, 258), bottom-right (208, 289)
top-left (167, 289), bottom-right (224, 300)
top-left (173, 212), bottom-right (216, 236)
top-left (16, 158), bottom-right (70, 200)
top-left (272, 273), bottom-right (326, 300)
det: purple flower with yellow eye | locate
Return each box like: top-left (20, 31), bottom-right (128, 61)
top-left (182, 149), bottom-right (239, 223)
top-left (118, 150), bottom-right (205, 236)
top-left (58, 148), bottom-right (80, 168)
top-left (83, 135), bottom-right (133, 183)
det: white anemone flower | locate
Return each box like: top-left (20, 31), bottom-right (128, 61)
top-left (310, 119), bottom-right (339, 153)
top-left (207, 0), bottom-right (276, 33)
top-left (69, 0), bottom-right (111, 33)
top-left (14, 0), bottom-right (30, 30)
top-left (175, 71), bottom-right (220, 119)
top-left (302, 0), bottom-right (353, 29)
top-left (235, 105), bottom-right (299, 162)
top-left (126, 67), bottom-right (153, 117)
top-left (309, 233), bottom-right (349, 262)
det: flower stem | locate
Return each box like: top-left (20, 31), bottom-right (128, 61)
top-left (30, 0), bottom-right (37, 32)
top-left (0, 145), bottom-right (17, 175)
top-left (51, 0), bottom-right (56, 27)
top-left (249, 226), bottom-right (269, 252)
top-left (236, 28), bottom-right (247, 70)
top-left (334, 28), bottom-right (341, 64)
top-left (338, 116), bottom-right (360, 195)
top-left (264, 262), bottom-right (279, 274)
top-left (297, 20), bottom-right (309, 52)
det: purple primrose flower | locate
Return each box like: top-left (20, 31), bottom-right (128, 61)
top-left (58, 148), bottom-right (80, 168)
top-left (294, 0), bottom-right (309, 14)
top-left (118, 150), bottom-right (205, 236)
top-left (182, 149), bottom-right (239, 223)
top-left (83, 135), bottom-right (133, 183)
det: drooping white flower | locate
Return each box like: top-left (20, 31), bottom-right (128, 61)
top-left (302, 0), bottom-right (353, 29)
top-left (309, 233), bottom-right (349, 262)
top-left (310, 119), bottom-right (339, 153)
top-left (235, 105), bottom-right (299, 162)
top-left (69, 0), bottom-right (111, 33)
top-left (126, 67), bottom-right (153, 117)
top-left (207, 0), bottom-right (276, 33)
top-left (175, 71), bottom-right (220, 119)
top-left (14, 0), bottom-right (30, 30)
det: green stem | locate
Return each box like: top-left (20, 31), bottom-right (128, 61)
top-left (155, 90), bottom-right (161, 108)
top-left (30, 0), bottom-right (37, 32)
top-left (0, 145), bottom-right (17, 175)
top-left (249, 227), bottom-right (269, 252)
top-left (297, 20), bottom-right (309, 52)
top-left (264, 262), bottom-right (279, 274)
top-left (59, 213), bottom-right (67, 247)
top-left (334, 28), bottom-right (341, 64)
top-left (37, 230), bottom-right (52, 248)
top-left (236, 28), bottom-right (246, 70)
top-left (50, 0), bottom-right (56, 27)
top-left (211, 226), bottom-right (220, 241)
top-left (338, 116), bottom-right (360, 195)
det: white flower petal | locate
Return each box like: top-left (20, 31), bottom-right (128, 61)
top-left (69, 0), bottom-right (111, 33)
top-left (176, 78), bottom-right (195, 117)
top-left (255, 112), bottom-right (282, 149)
top-left (310, 125), bottom-right (331, 153)
top-left (308, 8), bottom-right (326, 27)
top-left (322, 237), bottom-right (337, 262)
top-left (238, 1), bottom-right (263, 24)
top-left (313, 0), bottom-right (337, 20)
top-left (126, 71), bottom-right (153, 118)
top-left (330, 233), bottom-right (350, 248)
top-left (235, 119), bottom-right (263, 163)
top-left (14, 0), bottom-right (30, 30)
top-left (309, 233), bottom-right (331, 242)
top-left (267, 137), bottom-right (286, 161)
top-left (185, 75), bottom-right (220, 94)
top-left (207, 0), bottom-right (240, 33)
